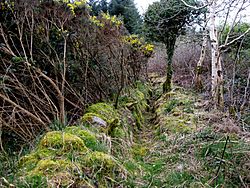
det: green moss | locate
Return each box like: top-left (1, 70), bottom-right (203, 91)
top-left (86, 103), bottom-right (119, 122)
top-left (128, 89), bottom-right (148, 130)
top-left (83, 151), bottom-right (117, 170)
top-left (19, 153), bottom-right (39, 171)
top-left (162, 117), bottom-right (190, 134)
top-left (39, 131), bottom-right (88, 152)
top-left (131, 144), bottom-right (148, 159)
top-left (78, 151), bottom-right (122, 186)
top-left (65, 126), bottom-right (109, 153)
top-left (155, 89), bottom-right (197, 134)
top-left (23, 159), bottom-right (78, 187)
top-left (116, 82), bottom-right (150, 132)
top-left (82, 112), bottom-right (107, 125)
top-left (110, 127), bottom-right (126, 138)
top-left (35, 148), bottom-right (55, 158)
top-left (82, 103), bottom-right (121, 135)
top-left (64, 126), bottom-right (97, 149)
top-left (29, 159), bottom-right (71, 176)
top-left (19, 149), bottom-right (55, 171)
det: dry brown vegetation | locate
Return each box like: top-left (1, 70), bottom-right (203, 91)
top-left (0, 0), bottom-right (151, 143)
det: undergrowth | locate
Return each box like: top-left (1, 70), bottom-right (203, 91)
top-left (0, 78), bottom-right (249, 187)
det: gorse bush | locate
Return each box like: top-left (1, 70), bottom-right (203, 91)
top-left (0, 0), bottom-right (153, 143)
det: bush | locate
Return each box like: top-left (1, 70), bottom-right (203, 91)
top-left (0, 0), bottom-right (153, 143)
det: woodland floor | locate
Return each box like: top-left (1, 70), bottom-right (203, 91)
top-left (0, 74), bottom-right (250, 188)
top-left (126, 75), bottom-right (250, 187)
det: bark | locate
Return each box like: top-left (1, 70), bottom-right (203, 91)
top-left (163, 37), bottom-right (176, 93)
top-left (209, 1), bottom-right (224, 108)
top-left (240, 68), bottom-right (250, 111)
top-left (195, 27), bottom-right (208, 91)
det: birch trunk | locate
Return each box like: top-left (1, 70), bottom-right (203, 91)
top-left (195, 27), bottom-right (207, 91)
top-left (209, 1), bottom-right (224, 108)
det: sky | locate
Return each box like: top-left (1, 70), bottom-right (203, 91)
top-left (134, 0), bottom-right (157, 14)
top-left (134, 0), bottom-right (250, 22)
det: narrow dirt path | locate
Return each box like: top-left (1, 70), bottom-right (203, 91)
top-left (130, 75), bottom-right (250, 188)
top-left (131, 76), bottom-right (170, 187)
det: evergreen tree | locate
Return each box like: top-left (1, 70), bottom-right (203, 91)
top-left (89, 0), bottom-right (108, 15)
top-left (109, 0), bottom-right (142, 34)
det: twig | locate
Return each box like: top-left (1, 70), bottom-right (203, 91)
top-left (239, 175), bottom-right (247, 188)
top-left (215, 135), bottom-right (229, 184)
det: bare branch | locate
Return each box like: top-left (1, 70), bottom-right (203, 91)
top-left (0, 93), bottom-right (47, 128)
top-left (220, 27), bottom-right (250, 49)
top-left (180, 0), bottom-right (209, 10)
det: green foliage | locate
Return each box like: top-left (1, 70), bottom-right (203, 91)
top-left (144, 0), bottom-right (201, 92)
top-left (0, 0), bottom-right (153, 144)
top-left (144, 0), bottom-right (200, 43)
top-left (109, 0), bottom-right (142, 34)
top-left (124, 35), bottom-right (154, 57)
top-left (164, 99), bottom-right (179, 113)
top-left (89, 0), bottom-right (108, 15)
top-left (220, 22), bottom-right (250, 49)
top-left (11, 56), bottom-right (24, 63)
top-left (49, 119), bottom-right (67, 131)
top-left (193, 131), bottom-right (250, 187)
top-left (165, 171), bottom-right (194, 186)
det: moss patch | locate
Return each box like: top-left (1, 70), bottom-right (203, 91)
top-left (17, 124), bottom-right (125, 187)
top-left (19, 149), bottom-right (55, 171)
top-left (82, 103), bottom-right (121, 135)
top-left (131, 144), bottom-right (148, 159)
top-left (122, 88), bottom-right (149, 130)
top-left (155, 89), bottom-right (198, 134)
top-left (39, 131), bottom-right (88, 152)
top-left (28, 159), bottom-right (72, 176)
top-left (84, 102), bottom-right (119, 122)
top-left (78, 151), bottom-right (124, 187)
top-left (64, 126), bottom-right (97, 149)
top-left (83, 151), bottom-right (117, 169)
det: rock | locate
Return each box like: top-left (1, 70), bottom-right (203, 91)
top-left (92, 116), bottom-right (107, 127)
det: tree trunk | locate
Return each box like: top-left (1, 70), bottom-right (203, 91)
top-left (163, 38), bottom-right (176, 93)
top-left (209, 1), bottom-right (224, 108)
top-left (195, 27), bottom-right (207, 91)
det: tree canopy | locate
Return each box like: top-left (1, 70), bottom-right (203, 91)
top-left (144, 0), bottom-right (201, 92)
top-left (109, 0), bottom-right (142, 34)
top-left (88, 0), bottom-right (109, 15)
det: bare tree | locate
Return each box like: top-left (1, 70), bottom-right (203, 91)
top-left (182, 0), bottom-right (250, 109)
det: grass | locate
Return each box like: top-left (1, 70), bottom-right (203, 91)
top-left (119, 82), bottom-right (250, 187)
top-left (0, 79), bottom-right (249, 187)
